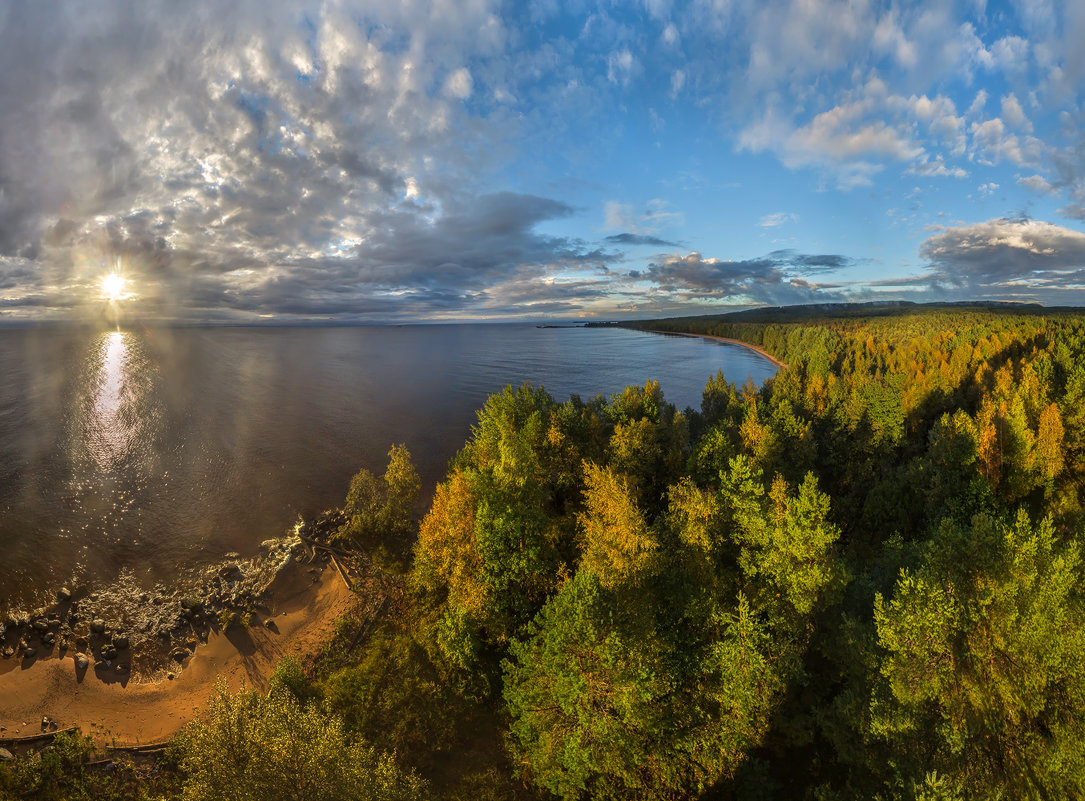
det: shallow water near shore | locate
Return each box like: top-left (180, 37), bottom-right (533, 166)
top-left (0, 323), bottom-right (776, 616)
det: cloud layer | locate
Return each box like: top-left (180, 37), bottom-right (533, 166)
top-left (919, 217), bottom-right (1085, 299)
top-left (632, 250), bottom-right (849, 306)
top-left (1, 1), bottom-right (1084, 321)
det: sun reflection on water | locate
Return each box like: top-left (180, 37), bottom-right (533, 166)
top-left (87, 330), bottom-right (137, 468)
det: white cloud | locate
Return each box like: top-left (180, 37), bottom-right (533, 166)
top-left (1018, 174), bottom-right (1058, 194)
top-left (759, 212), bottom-right (798, 228)
top-left (1000, 93), bottom-right (1032, 132)
top-left (642, 0), bottom-right (672, 20)
top-left (670, 69), bottom-right (686, 97)
top-left (958, 22), bottom-right (995, 72)
top-left (604, 199), bottom-right (683, 234)
top-left (444, 67), bottom-right (474, 99)
top-left (969, 118), bottom-right (1044, 166)
top-left (978, 182), bottom-right (999, 197)
top-left (873, 12), bottom-right (918, 69)
top-left (607, 48), bottom-right (637, 85)
top-left (909, 158), bottom-right (968, 178)
top-left (911, 94), bottom-right (966, 154)
top-left (991, 35), bottom-right (1029, 71)
top-left (967, 89), bottom-right (988, 117)
top-left (740, 97), bottom-right (923, 188)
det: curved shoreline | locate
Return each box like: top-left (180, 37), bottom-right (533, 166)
top-left (639, 328), bottom-right (788, 369)
top-left (0, 560), bottom-right (358, 747)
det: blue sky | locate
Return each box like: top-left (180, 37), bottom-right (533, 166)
top-left (2, 0), bottom-right (1085, 322)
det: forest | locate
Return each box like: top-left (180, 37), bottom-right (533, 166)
top-left (4, 303), bottom-right (1085, 800)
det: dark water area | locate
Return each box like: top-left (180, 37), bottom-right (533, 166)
top-left (0, 324), bottom-right (776, 614)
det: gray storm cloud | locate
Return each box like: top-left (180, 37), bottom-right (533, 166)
top-left (635, 250), bottom-right (849, 305)
top-left (919, 217), bottom-right (1085, 297)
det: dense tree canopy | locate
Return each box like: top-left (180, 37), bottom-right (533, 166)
top-left (353, 305), bottom-right (1085, 799)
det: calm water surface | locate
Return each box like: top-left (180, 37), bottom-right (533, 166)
top-left (0, 324), bottom-right (776, 613)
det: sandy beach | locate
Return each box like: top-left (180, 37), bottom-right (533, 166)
top-left (0, 559), bottom-right (358, 747)
top-left (642, 329), bottom-right (788, 369)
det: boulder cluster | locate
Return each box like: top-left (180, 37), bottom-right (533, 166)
top-left (0, 532), bottom-right (312, 678)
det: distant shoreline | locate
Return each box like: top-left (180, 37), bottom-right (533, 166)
top-left (639, 328), bottom-right (788, 370)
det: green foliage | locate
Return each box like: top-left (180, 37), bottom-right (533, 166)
top-left (0, 731), bottom-right (180, 800)
top-left (270, 655), bottom-right (319, 706)
top-left (176, 681), bottom-right (427, 801)
top-left (725, 457), bottom-right (846, 617)
top-left (873, 511), bottom-right (1085, 798)
top-left (503, 570), bottom-right (674, 800)
top-left (338, 444), bottom-right (421, 570)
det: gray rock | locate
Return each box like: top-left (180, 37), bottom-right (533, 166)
top-left (0, 747), bottom-right (13, 761)
top-left (57, 587), bottom-right (71, 603)
top-left (42, 632), bottom-right (56, 646)
top-left (180, 598), bottom-right (205, 614)
top-left (23, 647), bottom-right (36, 658)
top-left (100, 644), bottom-right (118, 660)
top-left (90, 619), bottom-right (106, 634)
top-left (112, 635), bottom-right (129, 650)
top-left (75, 653), bottom-right (89, 670)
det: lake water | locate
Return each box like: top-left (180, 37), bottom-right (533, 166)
top-left (0, 324), bottom-right (776, 614)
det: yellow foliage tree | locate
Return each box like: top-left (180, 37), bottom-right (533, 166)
top-left (577, 462), bottom-right (656, 588)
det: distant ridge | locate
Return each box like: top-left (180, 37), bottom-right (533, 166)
top-left (632, 299), bottom-right (1085, 327)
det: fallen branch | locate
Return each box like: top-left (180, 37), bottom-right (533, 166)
top-left (329, 554), bottom-right (353, 591)
top-left (106, 741), bottom-right (170, 754)
top-left (303, 539), bottom-right (351, 558)
top-left (0, 727), bottom-right (78, 746)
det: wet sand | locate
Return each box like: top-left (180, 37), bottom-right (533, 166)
top-left (0, 560), bottom-right (357, 747)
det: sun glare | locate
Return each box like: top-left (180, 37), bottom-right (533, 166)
top-left (102, 272), bottom-right (126, 301)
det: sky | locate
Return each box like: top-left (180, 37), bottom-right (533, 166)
top-left (2, 0), bottom-right (1085, 323)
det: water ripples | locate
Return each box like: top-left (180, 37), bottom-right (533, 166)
top-left (0, 325), bottom-right (777, 614)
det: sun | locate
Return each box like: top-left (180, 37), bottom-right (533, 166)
top-left (102, 272), bottom-right (126, 301)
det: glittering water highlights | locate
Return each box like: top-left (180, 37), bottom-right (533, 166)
top-left (86, 331), bottom-right (138, 468)
top-left (0, 324), bottom-right (777, 614)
